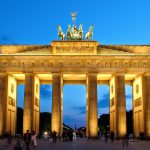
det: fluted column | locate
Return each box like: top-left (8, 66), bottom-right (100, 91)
top-left (0, 74), bottom-right (7, 136)
top-left (23, 74), bottom-right (33, 133)
top-left (23, 74), bottom-right (40, 134)
top-left (110, 74), bottom-right (126, 138)
top-left (86, 73), bottom-right (98, 138)
top-left (51, 73), bottom-right (63, 136)
top-left (0, 74), bottom-right (17, 136)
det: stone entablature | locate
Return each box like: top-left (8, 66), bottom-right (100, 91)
top-left (0, 55), bottom-right (150, 73)
top-left (51, 41), bottom-right (99, 55)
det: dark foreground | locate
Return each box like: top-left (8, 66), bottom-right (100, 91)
top-left (0, 138), bottom-right (150, 150)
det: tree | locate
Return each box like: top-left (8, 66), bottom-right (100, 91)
top-left (16, 107), bottom-right (23, 134)
top-left (40, 112), bottom-right (51, 134)
top-left (126, 110), bottom-right (133, 134)
top-left (98, 114), bottom-right (109, 133)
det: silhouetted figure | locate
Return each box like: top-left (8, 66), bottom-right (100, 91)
top-left (62, 131), bottom-right (65, 141)
top-left (98, 131), bottom-right (101, 141)
top-left (52, 130), bottom-right (57, 143)
top-left (122, 134), bottom-right (128, 147)
top-left (139, 131), bottom-right (142, 140)
top-left (23, 130), bottom-right (31, 150)
top-left (68, 131), bottom-right (73, 141)
top-left (14, 138), bottom-right (22, 150)
top-left (105, 131), bottom-right (108, 142)
top-left (8, 131), bottom-right (12, 145)
top-left (110, 131), bottom-right (114, 143)
top-left (141, 132), bottom-right (144, 140)
top-left (31, 130), bottom-right (37, 149)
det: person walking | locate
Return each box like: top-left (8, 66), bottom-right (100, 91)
top-left (14, 138), bottom-right (23, 150)
top-left (104, 131), bottom-right (108, 142)
top-left (122, 134), bottom-right (129, 148)
top-left (98, 131), bottom-right (102, 141)
top-left (8, 130), bottom-right (12, 145)
top-left (23, 130), bottom-right (31, 150)
top-left (31, 130), bottom-right (37, 150)
top-left (52, 130), bottom-right (57, 143)
top-left (110, 131), bottom-right (115, 143)
top-left (62, 131), bottom-right (65, 141)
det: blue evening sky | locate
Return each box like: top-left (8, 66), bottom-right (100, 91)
top-left (1, 0), bottom-right (149, 128)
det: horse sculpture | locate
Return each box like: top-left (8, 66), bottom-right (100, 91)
top-left (78, 24), bottom-right (83, 40)
top-left (85, 25), bottom-right (94, 40)
top-left (57, 25), bottom-right (65, 40)
top-left (66, 24), bottom-right (72, 40)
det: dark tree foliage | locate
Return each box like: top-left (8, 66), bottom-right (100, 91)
top-left (40, 112), bottom-right (51, 133)
top-left (98, 110), bottom-right (133, 134)
top-left (98, 114), bottom-right (109, 132)
top-left (16, 107), bottom-right (23, 134)
top-left (16, 108), bottom-right (52, 135)
top-left (126, 110), bottom-right (133, 134)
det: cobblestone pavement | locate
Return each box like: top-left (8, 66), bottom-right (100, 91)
top-left (0, 138), bottom-right (150, 150)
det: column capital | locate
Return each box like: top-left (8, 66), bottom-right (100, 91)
top-left (111, 73), bottom-right (125, 79)
top-left (87, 72), bottom-right (98, 76)
top-left (0, 73), bottom-right (7, 76)
top-left (24, 72), bottom-right (33, 75)
top-left (114, 72), bottom-right (125, 76)
top-left (144, 72), bottom-right (150, 76)
top-left (51, 72), bottom-right (62, 76)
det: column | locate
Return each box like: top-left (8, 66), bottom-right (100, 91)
top-left (133, 74), bottom-right (150, 138)
top-left (23, 74), bottom-right (40, 134)
top-left (86, 73), bottom-right (98, 138)
top-left (0, 74), bottom-right (7, 136)
top-left (51, 73), bottom-right (63, 136)
top-left (110, 74), bottom-right (126, 138)
top-left (0, 74), bottom-right (17, 136)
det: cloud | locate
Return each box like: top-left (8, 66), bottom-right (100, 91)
top-left (126, 93), bottom-right (132, 99)
top-left (40, 85), bottom-right (52, 101)
top-left (72, 106), bottom-right (86, 114)
top-left (98, 93), bottom-right (110, 108)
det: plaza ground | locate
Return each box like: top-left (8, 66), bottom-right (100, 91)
top-left (0, 138), bottom-right (150, 150)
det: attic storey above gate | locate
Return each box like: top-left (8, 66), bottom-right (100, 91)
top-left (51, 41), bottom-right (99, 55)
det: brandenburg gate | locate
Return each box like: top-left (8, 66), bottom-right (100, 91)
top-left (0, 41), bottom-right (150, 138)
top-left (0, 16), bottom-right (150, 138)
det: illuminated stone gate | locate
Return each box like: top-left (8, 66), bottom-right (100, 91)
top-left (0, 41), bottom-right (150, 138)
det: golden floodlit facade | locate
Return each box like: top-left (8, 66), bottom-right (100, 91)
top-left (0, 41), bottom-right (150, 138)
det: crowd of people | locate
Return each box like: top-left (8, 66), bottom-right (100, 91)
top-left (1, 129), bottom-right (146, 149)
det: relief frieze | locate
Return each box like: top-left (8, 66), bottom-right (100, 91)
top-left (0, 57), bottom-right (150, 72)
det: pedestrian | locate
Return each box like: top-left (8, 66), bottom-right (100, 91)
top-left (8, 130), bottom-right (12, 145)
top-left (52, 130), bottom-right (57, 143)
top-left (31, 130), bottom-right (37, 150)
top-left (139, 131), bottom-right (142, 140)
top-left (62, 131), bottom-right (65, 141)
top-left (122, 134), bottom-right (128, 147)
top-left (23, 130), bottom-right (31, 150)
top-left (105, 131), bottom-right (108, 142)
top-left (14, 138), bottom-right (22, 150)
top-left (141, 132), bottom-right (144, 140)
top-left (110, 131), bottom-right (114, 143)
top-left (98, 131), bottom-right (101, 141)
